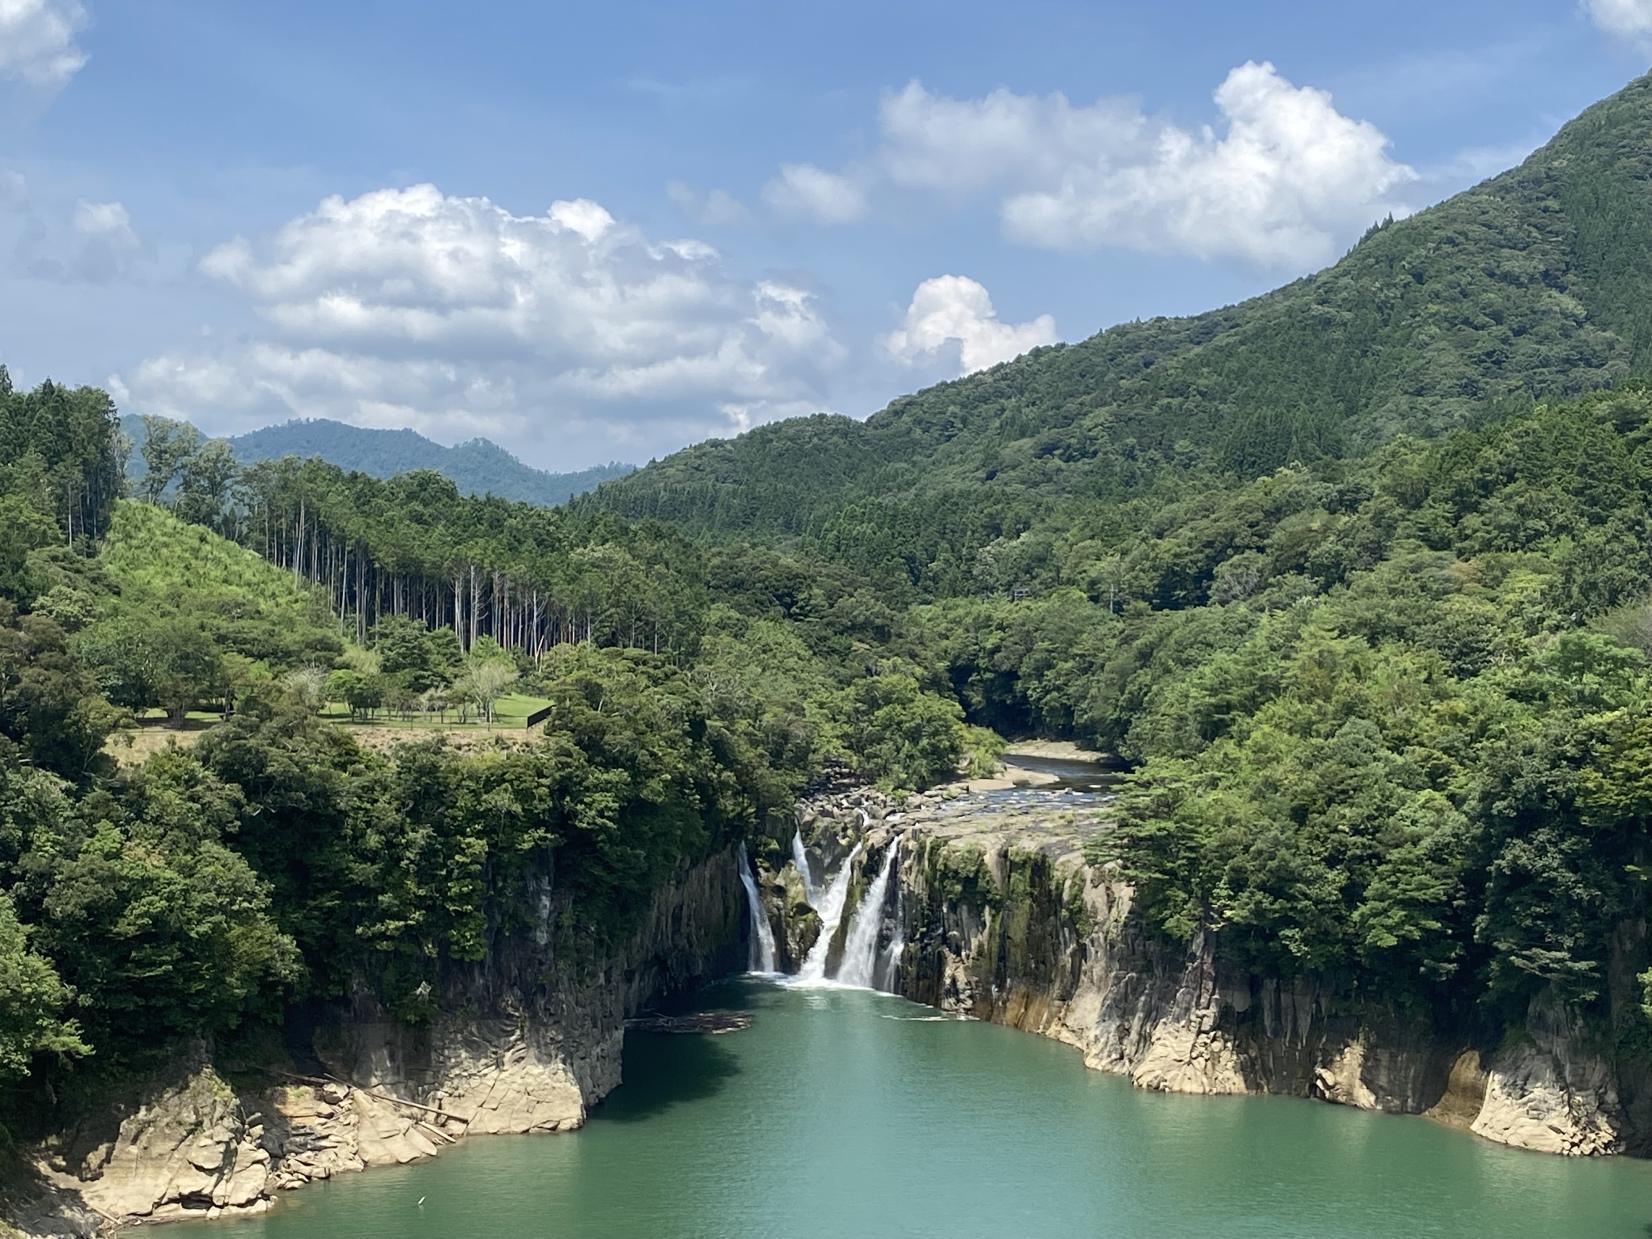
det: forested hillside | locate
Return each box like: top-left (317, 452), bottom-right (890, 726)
top-left (13, 362), bottom-right (1652, 1125)
top-left (586, 72), bottom-right (1652, 570)
top-left (914, 384), bottom-right (1652, 1025)
top-left (0, 368), bottom-right (992, 1132)
top-left (124, 415), bottom-right (633, 508)
top-left (8, 72), bottom-right (1652, 1164)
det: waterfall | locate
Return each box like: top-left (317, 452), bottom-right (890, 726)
top-left (794, 842), bottom-right (863, 983)
top-left (790, 829), bottom-right (820, 905)
top-left (738, 843), bottom-right (777, 973)
top-left (877, 895), bottom-right (905, 993)
top-left (836, 838), bottom-right (900, 989)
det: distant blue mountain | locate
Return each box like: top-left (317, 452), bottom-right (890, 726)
top-left (124, 416), bottom-right (633, 506)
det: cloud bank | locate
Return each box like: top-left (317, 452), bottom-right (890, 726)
top-left (115, 185), bottom-right (845, 462)
top-left (776, 61), bottom-right (1416, 270)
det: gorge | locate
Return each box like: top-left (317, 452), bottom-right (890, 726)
top-left (16, 58), bottom-right (1652, 1239)
top-left (200, 984), bottom-right (1652, 1239)
top-left (14, 754), bottom-right (1652, 1238)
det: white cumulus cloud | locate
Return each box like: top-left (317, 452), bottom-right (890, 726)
top-left (117, 184), bottom-right (846, 463)
top-left (882, 62), bottom-right (1415, 269)
top-left (67, 198), bottom-right (142, 281)
top-left (1008, 63), bottom-right (1415, 266)
top-left (880, 81), bottom-right (1154, 194)
top-left (884, 275), bottom-right (1057, 375)
top-left (776, 62), bottom-right (1412, 269)
top-left (1583, 0), bottom-right (1652, 42)
top-left (0, 0), bottom-right (88, 90)
top-left (74, 199), bottom-right (136, 244)
top-left (762, 163), bottom-right (869, 225)
top-left (3, 179), bottom-right (145, 283)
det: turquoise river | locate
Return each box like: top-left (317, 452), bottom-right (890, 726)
top-left (206, 978), bottom-right (1652, 1239)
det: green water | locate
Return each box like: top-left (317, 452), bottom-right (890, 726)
top-left (214, 980), bottom-right (1652, 1239)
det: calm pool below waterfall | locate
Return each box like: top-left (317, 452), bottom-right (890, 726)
top-left (210, 978), bottom-right (1652, 1239)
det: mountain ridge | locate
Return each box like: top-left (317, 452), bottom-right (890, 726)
top-left (125, 415), bottom-right (633, 507)
top-left (584, 71), bottom-right (1652, 541)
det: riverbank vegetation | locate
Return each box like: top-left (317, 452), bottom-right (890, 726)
top-left (9, 70), bottom-right (1652, 1152)
top-left (11, 366), bottom-right (1652, 1132)
top-left (0, 369), bottom-right (978, 1131)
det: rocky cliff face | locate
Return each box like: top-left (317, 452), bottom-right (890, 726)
top-left (10, 847), bottom-right (746, 1235)
top-left (790, 782), bottom-right (1649, 1159)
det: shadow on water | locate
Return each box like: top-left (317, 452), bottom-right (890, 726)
top-left (594, 1022), bottom-right (743, 1124)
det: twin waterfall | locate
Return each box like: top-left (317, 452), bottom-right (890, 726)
top-left (795, 842), bottom-right (862, 983)
top-left (835, 839), bottom-right (899, 988)
top-left (743, 831), bottom-right (904, 991)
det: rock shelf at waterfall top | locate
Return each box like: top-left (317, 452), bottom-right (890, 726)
top-left (868, 751), bottom-right (1118, 866)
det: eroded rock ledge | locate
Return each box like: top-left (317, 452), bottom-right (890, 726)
top-left (6, 847), bottom-right (745, 1236)
top-left (781, 775), bottom-right (1649, 1160)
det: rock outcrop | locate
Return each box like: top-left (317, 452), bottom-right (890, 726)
top-left (792, 779), bottom-right (1649, 1159)
top-left (9, 847), bottom-right (746, 1235)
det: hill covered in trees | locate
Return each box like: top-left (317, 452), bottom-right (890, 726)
top-left (124, 415), bottom-right (633, 507)
top-left (0, 369), bottom-right (995, 1128)
top-left (10, 71), bottom-right (1652, 1166)
top-left (13, 367), bottom-right (1652, 1120)
top-left (585, 71), bottom-right (1652, 561)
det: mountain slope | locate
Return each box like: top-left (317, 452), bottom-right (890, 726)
top-left (228, 419), bottom-right (633, 505)
top-left (586, 72), bottom-right (1652, 538)
top-left (123, 416), bottom-right (633, 507)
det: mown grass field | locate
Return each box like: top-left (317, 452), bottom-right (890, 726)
top-left (317, 691), bottom-right (553, 729)
top-left (112, 692), bottom-right (556, 765)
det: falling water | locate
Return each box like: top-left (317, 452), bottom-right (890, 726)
top-left (794, 842), bottom-right (863, 983)
top-left (738, 843), bottom-right (777, 974)
top-left (790, 829), bottom-right (820, 905)
top-left (836, 838), bottom-right (900, 989)
top-left (877, 895), bottom-right (905, 992)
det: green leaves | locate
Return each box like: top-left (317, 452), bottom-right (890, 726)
top-left (0, 892), bottom-right (85, 1082)
top-left (838, 670), bottom-right (966, 792)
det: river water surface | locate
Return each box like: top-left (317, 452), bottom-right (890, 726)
top-left (212, 979), bottom-right (1652, 1239)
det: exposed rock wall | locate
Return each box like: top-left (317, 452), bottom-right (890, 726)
top-left (794, 784), bottom-right (1648, 1159)
top-left (11, 847), bottom-right (746, 1235)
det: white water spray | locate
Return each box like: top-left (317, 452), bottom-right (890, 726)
top-left (738, 843), bottom-right (777, 973)
top-left (878, 896), bottom-right (905, 992)
top-left (795, 842), bottom-right (862, 983)
top-left (836, 838), bottom-right (899, 989)
top-left (790, 830), bottom-right (820, 905)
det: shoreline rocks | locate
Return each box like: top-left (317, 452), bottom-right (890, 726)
top-left (6, 847), bottom-right (747, 1237)
top-left (789, 776), bottom-right (1647, 1161)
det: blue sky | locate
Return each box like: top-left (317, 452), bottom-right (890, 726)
top-left (1, 1), bottom-right (1648, 469)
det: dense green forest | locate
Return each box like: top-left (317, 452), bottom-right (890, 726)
top-left (0, 368), bottom-right (988, 1127)
top-left (582, 72), bottom-right (1652, 582)
top-left (8, 71), bottom-right (1652, 1150)
top-left (125, 414), bottom-right (633, 508)
top-left (11, 369), bottom-right (1652, 1123)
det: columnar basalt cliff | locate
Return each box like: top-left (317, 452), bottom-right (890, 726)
top-left (7, 849), bottom-right (746, 1236)
top-left (788, 781), bottom-right (1652, 1160)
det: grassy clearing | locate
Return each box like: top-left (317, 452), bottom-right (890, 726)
top-left (319, 691), bottom-right (553, 730)
top-left (109, 692), bottom-right (556, 766)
